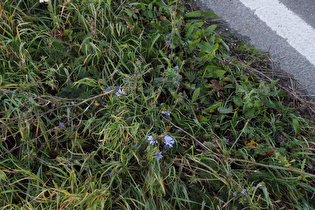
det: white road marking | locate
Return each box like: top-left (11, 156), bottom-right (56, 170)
top-left (239, 0), bottom-right (315, 66)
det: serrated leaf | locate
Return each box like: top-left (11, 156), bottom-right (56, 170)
top-left (205, 24), bottom-right (217, 35)
top-left (189, 38), bottom-right (201, 50)
top-left (191, 87), bottom-right (200, 103)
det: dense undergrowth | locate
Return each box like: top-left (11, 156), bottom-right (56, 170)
top-left (0, 0), bottom-right (314, 209)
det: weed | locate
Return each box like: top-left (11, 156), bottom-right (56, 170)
top-left (0, 0), bottom-right (314, 209)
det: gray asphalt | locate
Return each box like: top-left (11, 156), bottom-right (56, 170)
top-left (191, 0), bottom-right (315, 100)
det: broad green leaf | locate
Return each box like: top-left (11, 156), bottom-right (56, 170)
top-left (233, 97), bottom-right (243, 106)
top-left (218, 106), bottom-right (233, 114)
top-left (214, 70), bottom-right (226, 77)
top-left (0, 170), bottom-right (7, 181)
top-left (191, 87), bottom-right (200, 103)
top-left (292, 118), bottom-right (301, 133)
top-left (184, 11), bottom-right (220, 19)
top-left (151, 23), bottom-right (168, 32)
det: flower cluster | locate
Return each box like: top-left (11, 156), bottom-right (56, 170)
top-left (161, 110), bottom-right (171, 116)
top-left (147, 135), bottom-right (175, 160)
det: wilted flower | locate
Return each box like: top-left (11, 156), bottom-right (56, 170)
top-left (168, 41), bottom-right (172, 46)
top-left (233, 192), bottom-right (237, 197)
top-left (116, 69), bottom-right (120, 73)
top-left (157, 151), bottom-right (163, 160)
top-left (164, 135), bottom-right (174, 147)
top-left (71, 126), bottom-right (75, 131)
top-left (134, 72), bottom-right (139, 76)
top-left (109, 172), bottom-right (114, 177)
top-left (164, 145), bottom-right (168, 150)
top-left (115, 86), bottom-right (120, 90)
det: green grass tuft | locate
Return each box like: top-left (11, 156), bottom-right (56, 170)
top-left (0, 0), bottom-right (314, 209)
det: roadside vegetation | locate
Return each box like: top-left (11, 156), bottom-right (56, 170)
top-left (0, 0), bottom-right (314, 209)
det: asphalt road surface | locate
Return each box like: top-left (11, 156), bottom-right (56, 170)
top-left (192, 0), bottom-right (315, 99)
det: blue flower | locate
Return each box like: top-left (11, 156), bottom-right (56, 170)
top-left (164, 136), bottom-right (174, 147)
top-left (132, 143), bottom-right (141, 148)
top-left (86, 167), bottom-right (90, 170)
top-left (241, 189), bottom-right (246, 195)
top-left (115, 86), bottom-right (120, 90)
top-left (168, 41), bottom-right (172, 46)
top-left (71, 126), bottom-right (75, 131)
top-left (116, 89), bottom-right (127, 97)
top-left (174, 66), bottom-right (179, 70)
top-left (109, 172), bottom-right (114, 177)
top-left (233, 192), bottom-right (237, 197)
top-left (161, 117), bottom-right (166, 121)
top-left (106, 87), bottom-right (111, 92)
top-left (225, 139), bottom-right (229, 143)
top-left (164, 145), bottom-right (168, 150)
top-left (134, 72), bottom-right (139, 76)
top-left (174, 77), bottom-right (178, 82)
top-left (116, 69), bottom-right (120, 73)
top-left (177, 129), bottom-right (182, 132)
top-left (65, 163), bottom-right (70, 168)
top-left (161, 110), bottom-right (171, 116)
top-left (147, 136), bottom-right (156, 145)
top-left (59, 123), bottom-right (64, 127)
top-left (157, 151), bottom-right (163, 160)
top-left (168, 34), bottom-right (172, 38)
top-left (228, 172), bottom-right (233, 176)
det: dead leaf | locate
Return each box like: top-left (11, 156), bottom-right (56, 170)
top-left (166, 126), bottom-right (172, 132)
top-left (210, 79), bottom-right (223, 91)
top-left (245, 140), bottom-right (258, 147)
